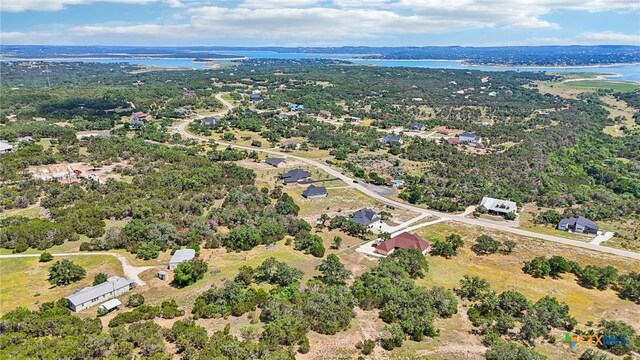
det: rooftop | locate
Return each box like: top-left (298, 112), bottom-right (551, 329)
top-left (170, 249), bottom-right (196, 264)
top-left (480, 196), bottom-right (517, 213)
top-left (66, 276), bottom-right (133, 306)
top-left (376, 232), bottom-right (429, 253)
top-left (303, 185), bottom-right (327, 197)
top-left (350, 208), bottom-right (378, 226)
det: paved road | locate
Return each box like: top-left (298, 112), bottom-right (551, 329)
top-left (175, 95), bottom-right (640, 261)
top-left (0, 252), bottom-right (154, 286)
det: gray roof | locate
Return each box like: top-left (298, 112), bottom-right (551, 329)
top-left (350, 208), bottom-right (378, 226)
top-left (170, 249), bottom-right (196, 264)
top-left (559, 216), bottom-right (598, 230)
top-left (0, 143), bottom-right (13, 151)
top-left (66, 276), bottom-right (133, 306)
top-left (381, 135), bottom-right (401, 143)
top-left (410, 122), bottom-right (424, 130)
top-left (280, 169), bottom-right (311, 183)
top-left (460, 132), bottom-right (481, 140)
top-left (202, 118), bottom-right (218, 126)
top-left (265, 157), bottom-right (285, 166)
top-left (303, 185), bottom-right (327, 197)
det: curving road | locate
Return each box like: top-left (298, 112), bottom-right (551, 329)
top-left (175, 95), bottom-right (640, 261)
top-left (0, 252), bottom-right (153, 286)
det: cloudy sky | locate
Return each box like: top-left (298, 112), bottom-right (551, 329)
top-left (1, 0), bottom-right (639, 46)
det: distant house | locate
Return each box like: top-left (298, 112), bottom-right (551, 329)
top-left (446, 138), bottom-right (461, 145)
top-left (17, 136), bottom-right (34, 142)
top-left (280, 139), bottom-right (301, 149)
top-left (479, 197), bottom-right (517, 217)
top-left (279, 168), bottom-right (311, 184)
top-left (350, 208), bottom-right (382, 229)
top-left (0, 142), bottom-right (14, 154)
top-left (410, 122), bottom-right (425, 131)
top-left (169, 249), bottom-right (196, 270)
top-left (130, 111), bottom-right (148, 123)
top-left (558, 216), bottom-right (598, 234)
top-left (65, 276), bottom-right (134, 312)
top-left (374, 232), bottom-right (430, 256)
top-left (290, 104), bottom-right (304, 111)
top-left (250, 93), bottom-right (262, 102)
top-left (303, 185), bottom-right (327, 199)
top-left (318, 110), bottom-right (332, 119)
top-left (130, 117), bottom-right (144, 128)
top-left (276, 113), bottom-right (289, 120)
top-left (174, 107), bottom-right (189, 115)
top-left (459, 132), bottom-right (482, 144)
top-left (98, 299), bottom-right (122, 314)
top-left (265, 157), bottom-right (287, 168)
top-left (242, 109), bottom-right (257, 115)
top-left (202, 118), bottom-right (218, 127)
top-left (385, 179), bottom-right (405, 188)
top-left (437, 127), bottom-right (453, 135)
top-left (346, 116), bottom-right (362, 123)
top-left (380, 135), bottom-right (403, 145)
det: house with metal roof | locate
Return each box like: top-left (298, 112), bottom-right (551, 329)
top-left (250, 93), bottom-right (262, 102)
top-left (265, 157), bottom-right (287, 168)
top-left (290, 103), bottom-right (304, 111)
top-left (479, 196), bottom-right (517, 217)
top-left (459, 132), bottom-right (482, 144)
top-left (202, 117), bottom-right (219, 127)
top-left (558, 216), bottom-right (599, 234)
top-left (98, 299), bottom-right (122, 314)
top-left (65, 276), bottom-right (134, 312)
top-left (302, 185), bottom-right (327, 199)
top-left (410, 122), bottom-right (425, 131)
top-left (279, 169), bottom-right (311, 184)
top-left (350, 208), bottom-right (382, 229)
top-left (380, 135), bottom-right (403, 145)
top-left (0, 142), bottom-right (14, 154)
top-left (374, 232), bottom-right (430, 256)
top-left (169, 249), bottom-right (196, 270)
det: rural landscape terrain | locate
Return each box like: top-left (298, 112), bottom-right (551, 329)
top-left (0, 50), bottom-right (639, 360)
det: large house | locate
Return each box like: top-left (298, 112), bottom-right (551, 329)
top-left (202, 118), bottom-right (219, 127)
top-left (130, 111), bottom-right (148, 122)
top-left (250, 93), bottom-right (262, 102)
top-left (169, 249), bottom-right (196, 270)
top-left (265, 157), bottom-right (287, 168)
top-left (459, 132), bottom-right (482, 144)
top-left (303, 185), bottom-right (327, 199)
top-left (279, 169), bottom-right (311, 184)
top-left (65, 276), bottom-right (134, 312)
top-left (380, 135), bottom-right (403, 145)
top-left (350, 208), bottom-right (383, 230)
top-left (558, 216), bottom-right (599, 234)
top-left (374, 232), bottom-right (430, 256)
top-left (290, 103), bottom-right (304, 111)
top-left (479, 197), bottom-right (517, 217)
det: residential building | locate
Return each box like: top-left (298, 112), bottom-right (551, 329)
top-left (446, 138), bottom-right (461, 145)
top-left (459, 132), bottom-right (482, 144)
top-left (242, 109), bottom-right (257, 115)
top-left (279, 169), bottom-right (311, 184)
top-left (202, 118), bottom-right (218, 127)
top-left (385, 179), bottom-right (405, 188)
top-left (303, 185), bottom-right (327, 199)
top-left (374, 232), bottom-right (430, 256)
top-left (290, 103), bottom-right (304, 111)
top-left (437, 127), bottom-right (453, 135)
top-left (265, 157), bottom-right (287, 168)
top-left (169, 249), bottom-right (196, 270)
top-left (250, 93), bottom-right (262, 102)
top-left (558, 216), bottom-right (599, 234)
top-left (0, 142), bottom-right (14, 154)
top-left (174, 107), bottom-right (189, 115)
top-left (130, 117), bottom-right (144, 128)
top-left (130, 111), bottom-right (148, 122)
top-left (98, 299), bottom-right (122, 314)
top-left (65, 276), bottom-right (134, 312)
top-left (380, 135), bottom-right (403, 145)
top-left (410, 122), bottom-right (425, 131)
top-left (346, 116), bottom-right (362, 123)
top-left (350, 208), bottom-right (382, 230)
top-left (276, 113), bottom-right (289, 120)
top-left (318, 110), bottom-right (332, 118)
top-left (479, 196), bottom-right (517, 216)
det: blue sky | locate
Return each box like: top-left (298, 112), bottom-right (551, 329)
top-left (1, 0), bottom-right (639, 46)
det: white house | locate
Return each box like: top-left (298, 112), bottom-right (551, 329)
top-left (66, 276), bottom-right (134, 312)
top-left (0, 142), bottom-right (14, 154)
top-left (479, 197), bottom-right (517, 217)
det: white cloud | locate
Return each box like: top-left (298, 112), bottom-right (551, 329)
top-left (1, 0), bottom-right (183, 12)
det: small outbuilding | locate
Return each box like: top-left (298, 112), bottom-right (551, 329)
top-left (169, 249), bottom-right (196, 270)
top-left (157, 270), bottom-right (168, 281)
top-left (98, 299), bottom-right (122, 314)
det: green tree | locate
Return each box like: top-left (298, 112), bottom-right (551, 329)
top-left (331, 235), bottom-right (342, 250)
top-left (523, 257), bottom-right (551, 278)
top-left (456, 275), bottom-right (491, 301)
top-left (548, 255), bottom-right (571, 277)
top-left (93, 273), bottom-right (108, 286)
top-left (472, 235), bottom-right (501, 255)
top-left (597, 320), bottom-right (637, 355)
top-left (39, 251), bottom-right (53, 262)
top-left (316, 254), bottom-right (352, 286)
top-left (127, 293), bottom-right (145, 307)
top-left (497, 290), bottom-right (530, 318)
top-left (485, 340), bottom-right (547, 360)
top-left (384, 248), bottom-right (429, 279)
top-left (430, 239), bottom-right (456, 258)
top-left (617, 271), bottom-right (640, 304)
top-left (172, 259), bottom-right (208, 287)
top-left (502, 240), bottom-right (517, 254)
top-left (48, 259), bottom-right (86, 286)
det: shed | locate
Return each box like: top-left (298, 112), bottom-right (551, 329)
top-left (157, 270), bottom-right (168, 281)
top-left (169, 249), bottom-right (196, 270)
top-left (98, 299), bottom-right (121, 313)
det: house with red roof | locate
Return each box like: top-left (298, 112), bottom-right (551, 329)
top-left (374, 232), bottom-right (430, 256)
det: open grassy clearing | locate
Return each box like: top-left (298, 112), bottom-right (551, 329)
top-left (414, 222), bottom-right (640, 329)
top-left (601, 95), bottom-right (639, 137)
top-left (518, 203), bottom-right (594, 242)
top-left (0, 255), bottom-right (123, 314)
top-left (0, 205), bottom-right (41, 220)
top-left (556, 80), bottom-right (640, 92)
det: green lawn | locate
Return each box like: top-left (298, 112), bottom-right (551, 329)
top-left (557, 80), bottom-right (640, 92)
top-left (0, 255), bottom-right (123, 314)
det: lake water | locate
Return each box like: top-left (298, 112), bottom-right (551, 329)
top-left (6, 51), bottom-right (640, 82)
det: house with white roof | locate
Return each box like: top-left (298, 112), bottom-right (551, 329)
top-left (65, 276), bottom-right (134, 312)
top-left (169, 249), bottom-right (196, 270)
top-left (479, 197), bottom-right (517, 217)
